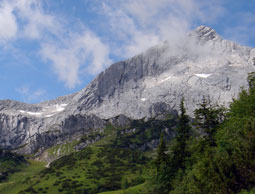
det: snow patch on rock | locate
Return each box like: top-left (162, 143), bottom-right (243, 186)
top-left (195, 73), bottom-right (212, 78)
top-left (159, 76), bottom-right (172, 83)
top-left (45, 114), bottom-right (56, 118)
top-left (55, 104), bottom-right (67, 112)
top-left (19, 110), bottom-right (42, 116)
top-left (19, 104), bottom-right (68, 118)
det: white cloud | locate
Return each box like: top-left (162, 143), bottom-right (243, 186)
top-left (0, 0), bottom-right (226, 91)
top-left (14, 0), bottom-right (59, 39)
top-left (76, 32), bottom-right (112, 75)
top-left (4, 0), bottom-right (253, 94)
top-left (0, 1), bottom-right (17, 42)
top-left (40, 43), bottom-right (81, 89)
top-left (99, 0), bottom-right (224, 58)
top-left (0, 0), bottom-right (111, 88)
top-left (0, 0), bottom-right (58, 41)
top-left (101, 3), bottom-right (160, 58)
top-left (125, 32), bottom-right (160, 57)
top-left (122, 0), bottom-right (224, 26)
top-left (40, 31), bottom-right (112, 88)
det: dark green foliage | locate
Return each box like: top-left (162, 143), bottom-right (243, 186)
top-left (155, 134), bottom-right (168, 172)
top-left (144, 134), bottom-right (171, 194)
top-left (13, 115), bottom-right (177, 194)
top-left (0, 149), bottom-right (27, 182)
top-left (169, 74), bottom-right (255, 194)
top-left (19, 143), bottom-right (147, 194)
top-left (172, 97), bottom-right (191, 170)
top-left (114, 115), bottom-right (177, 150)
top-left (213, 87), bottom-right (255, 193)
top-left (153, 135), bottom-right (171, 194)
top-left (19, 186), bottom-right (38, 194)
top-left (121, 177), bottom-right (129, 190)
top-left (79, 132), bottom-right (103, 143)
top-left (146, 77), bottom-right (255, 194)
top-left (247, 72), bottom-right (255, 90)
top-left (147, 99), bottom-right (192, 194)
top-left (165, 98), bottom-right (192, 192)
top-left (194, 97), bottom-right (225, 146)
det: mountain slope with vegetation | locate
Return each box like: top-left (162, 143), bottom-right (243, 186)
top-left (0, 149), bottom-right (27, 182)
top-left (144, 72), bottom-right (255, 194)
top-left (1, 73), bottom-right (255, 194)
top-left (0, 113), bottom-right (177, 194)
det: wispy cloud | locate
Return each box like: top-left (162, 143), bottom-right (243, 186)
top-left (0, 1), bottom-right (18, 42)
top-left (15, 0), bottom-right (59, 40)
top-left (40, 31), bottom-right (112, 88)
top-left (1, 0), bottom-right (254, 93)
top-left (16, 86), bottom-right (46, 103)
top-left (98, 0), bottom-right (224, 58)
top-left (0, 0), bottom-right (55, 41)
top-left (0, 0), bottom-right (112, 88)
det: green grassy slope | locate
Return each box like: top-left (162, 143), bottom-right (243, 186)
top-left (0, 159), bottom-right (46, 194)
top-left (99, 183), bottom-right (145, 194)
top-left (0, 115), bottom-right (177, 194)
top-left (0, 150), bottom-right (27, 182)
top-left (18, 146), bottom-right (146, 194)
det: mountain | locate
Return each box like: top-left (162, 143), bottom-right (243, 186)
top-left (0, 25), bottom-right (255, 156)
top-left (75, 25), bottom-right (255, 118)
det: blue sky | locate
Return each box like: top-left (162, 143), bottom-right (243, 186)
top-left (0, 0), bottom-right (254, 103)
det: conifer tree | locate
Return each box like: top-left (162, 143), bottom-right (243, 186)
top-left (194, 97), bottom-right (225, 146)
top-left (156, 97), bottom-right (192, 193)
top-left (153, 134), bottom-right (171, 194)
top-left (155, 134), bottom-right (168, 173)
top-left (172, 97), bottom-right (191, 170)
top-left (247, 72), bottom-right (255, 90)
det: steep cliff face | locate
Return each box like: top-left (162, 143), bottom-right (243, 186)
top-left (0, 26), bottom-right (254, 154)
top-left (74, 26), bottom-right (255, 118)
top-left (0, 103), bottom-right (106, 154)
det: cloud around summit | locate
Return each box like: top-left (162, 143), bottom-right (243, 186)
top-left (0, 0), bottom-right (254, 100)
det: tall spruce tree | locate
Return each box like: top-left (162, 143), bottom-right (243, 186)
top-left (194, 97), bottom-right (225, 146)
top-left (153, 134), bottom-right (171, 194)
top-left (179, 73), bottom-right (255, 193)
top-left (155, 134), bottom-right (168, 173)
top-left (247, 72), bottom-right (255, 90)
top-left (150, 97), bottom-right (192, 194)
top-left (171, 97), bottom-right (191, 170)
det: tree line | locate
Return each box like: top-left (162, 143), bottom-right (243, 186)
top-left (145, 72), bottom-right (255, 194)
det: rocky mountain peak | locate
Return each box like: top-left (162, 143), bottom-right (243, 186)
top-left (0, 26), bottom-right (255, 155)
top-left (193, 25), bottom-right (221, 41)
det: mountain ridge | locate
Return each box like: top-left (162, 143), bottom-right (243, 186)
top-left (0, 25), bottom-right (255, 155)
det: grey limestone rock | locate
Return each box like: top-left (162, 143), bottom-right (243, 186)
top-left (74, 25), bottom-right (254, 119)
top-left (0, 26), bottom-right (255, 155)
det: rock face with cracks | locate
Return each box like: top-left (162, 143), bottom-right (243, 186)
top-left (0, 26), bottom-right (255, 154)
